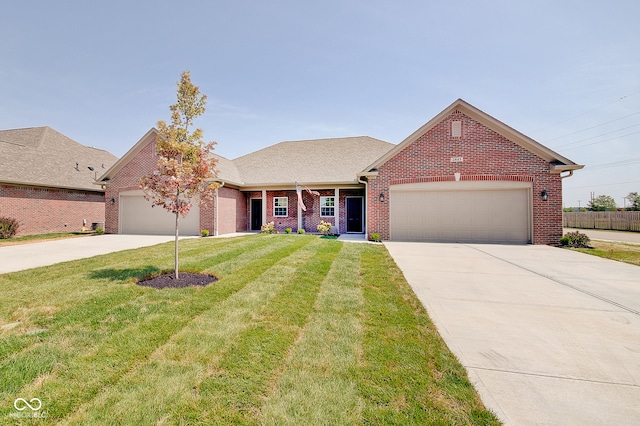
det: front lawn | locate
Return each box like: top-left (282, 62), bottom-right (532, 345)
top-left (0, 234), bottom-right (499, 425)
top-left (570, 240), bottom-right (640, 266)
top-left (0, 232), bottom-right (94, 246)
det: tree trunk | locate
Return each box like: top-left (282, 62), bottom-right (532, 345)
top-left (174, 211), bottom-right (179, 279)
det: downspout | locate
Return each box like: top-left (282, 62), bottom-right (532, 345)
top-left (214, 181), bottom-right (225, 236)
top-left (560, 170), bottom-right (574, 179)
top-left (358, 175), bottom-right (368, 240)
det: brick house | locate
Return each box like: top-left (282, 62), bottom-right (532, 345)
top-left (0, 127), bottom-right (118, 236)
top-left (99, 99), bottom-right (582, 244)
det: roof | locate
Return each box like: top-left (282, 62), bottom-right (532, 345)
top-left (233, 136), bottom-right (395, 186)
top-left (0, 127), bottom-right (118, 191)
top-left (363, 99), bottom-right (584, 174)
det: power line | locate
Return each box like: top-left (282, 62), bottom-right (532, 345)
top-left (565, 180), bottom-right (640, 189)
top-left (583, 157), bottom-right (640, 171)
top-left (544, 111), bottom-right (640, 143)
top-left (561, 129), bottom-right (640, 151)
top-left (555, 122), bottom-right (640, 148)
top-left (533, 89), bottom-right (640, 133)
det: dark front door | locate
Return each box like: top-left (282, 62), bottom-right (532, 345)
top-left (251, 199), bottom-right (262, 230)
top-left (346, 197), bottom-right (363, 233)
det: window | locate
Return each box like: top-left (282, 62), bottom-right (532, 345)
top-left (274, 197), bottom-right (288, 216)
top-left (320, 196), bottom-right (335, 217)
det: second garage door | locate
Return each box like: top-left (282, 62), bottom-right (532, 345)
top-left (120, 191), bottom-right (200, 236)
top-left (390, 181), bottom-right (531, 244)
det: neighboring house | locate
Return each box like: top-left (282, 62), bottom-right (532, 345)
top-left (99, 99), bottom-right (583, 244)
top-left (0, 127), bottom-right (118, 235)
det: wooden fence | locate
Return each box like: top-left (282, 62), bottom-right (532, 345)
top-left (563, 211), bottom-right (640, 232)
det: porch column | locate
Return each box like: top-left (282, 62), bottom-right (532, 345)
top-left (297, 192), bottom-right (303, 232)
top-left (334, 188), bottom-right (340, 233)
top-left (262, 189), bottom-right (267, 226)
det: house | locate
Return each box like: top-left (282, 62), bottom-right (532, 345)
top-left (99, 99), bottom-right (583, 245)
top-left (0, 127), bottom-right (118, 236)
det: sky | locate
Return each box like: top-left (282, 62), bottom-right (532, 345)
top-left (2, 0), bottom-right (639, 208)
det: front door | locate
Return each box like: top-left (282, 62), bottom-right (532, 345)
top-left (346, 197), bottom-right (363, 233)
top-left (250, 199), bottom-right (262, 230)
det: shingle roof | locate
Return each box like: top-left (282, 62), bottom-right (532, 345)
top-left (211, 153), bottom-right (243, 185)
top-left (233, 136), bottom-right (395, 185)
top-left (0, 127), bottom-right (118, 191)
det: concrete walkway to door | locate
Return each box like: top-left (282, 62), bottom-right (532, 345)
top-left (384, 242), bottom-right (640, 426)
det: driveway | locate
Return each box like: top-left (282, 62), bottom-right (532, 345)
top-left (0, 235), bottom-right (177, 274)
top-left (384, 242), bottom-right (640, 426)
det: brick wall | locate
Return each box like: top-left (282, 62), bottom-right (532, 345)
top-left (0, 184), bottom-right (105, 236)
top-left (201, 186), bottom-right (247, 235)
top-left (105, 135), bottom-right (245, 236)
top-left (368, 110), bottom-right (563, 244)
top-left (104, 137), bottom-right (159, 233)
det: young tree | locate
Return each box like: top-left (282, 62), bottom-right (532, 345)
top-left (139, 71), bottom-right (219, 279)
top-left (587, 194), bottom-right (617, 211)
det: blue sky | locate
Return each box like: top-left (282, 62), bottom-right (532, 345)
top-left (2, 0), bottom-right (639, 208)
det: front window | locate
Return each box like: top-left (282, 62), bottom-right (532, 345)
top-left (320, 196), bottom-right (335, 217)
top-left (274, 197), bottom-right (288, 216)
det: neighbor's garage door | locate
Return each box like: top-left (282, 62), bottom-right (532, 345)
top-left (120, 191), bottom-right (200, 235)
top-left (390, 182), bottom-right (531, 244)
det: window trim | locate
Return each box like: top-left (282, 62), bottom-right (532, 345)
top-left (273, 196), bottom-right (288, 217)
top-left (320, 196), bottom-right (335, 217)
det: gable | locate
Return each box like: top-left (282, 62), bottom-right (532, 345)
top-left (98, 128), bottom-right (243, 188)
top-left (380, 109), bottom-right (550, 178)
top-left (365, 99), bottom-right (583, 175)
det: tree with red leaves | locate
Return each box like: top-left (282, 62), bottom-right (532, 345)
top-left (139, 70), bottom-right (219, 278)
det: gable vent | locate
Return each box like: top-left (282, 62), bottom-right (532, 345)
top-left (451, 120), bottom-right (462, 138)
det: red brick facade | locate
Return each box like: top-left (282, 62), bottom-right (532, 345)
top-left (366, 110), bottom-right (563, 244)
top-left (102, 101), bottom-right (576, 244)
top-left (104, 135), bottom-right (247, 236)
top-left (104, 137), bottom-right (158, 234)
top-left (203, 186), bottom-right (247, 235)
top-left (0, 184), bottom-right (105, 236)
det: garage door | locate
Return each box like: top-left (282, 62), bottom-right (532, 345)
top-left (120, 191), bottom-right (200, 235)
top-left (390, 182), bottom-right (531, 244)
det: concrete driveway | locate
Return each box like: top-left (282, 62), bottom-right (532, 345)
top-left (384, 242), bottom-right (640, 426)
top-left (0, 235), bottom-right (177, 274)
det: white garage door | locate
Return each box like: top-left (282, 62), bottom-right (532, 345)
top-left (120, 191), bottom-right (200, 236)
top-left (390, 181), bottom-right (531, 244)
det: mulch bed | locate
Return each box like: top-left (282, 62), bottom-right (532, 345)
top-left (137, 272), bottom-right (217, 289)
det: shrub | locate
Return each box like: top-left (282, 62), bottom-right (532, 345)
top-left (261, 222), bottom-right (277, 234)
top-left (297, 229), bottom-right (305, 234)
top-left (95, 227), bottom-right (104, 235)
top-left (560, 231), bottom-right (591, 248)
top-left (285, 227), bottom-right (292, 234)
top-left (317, 220), bottom-right (332, 235)
top-left (201, 229), bottom-right (209, 237)
top-left (0, 217), bottom-right (19, 239)
top-left (369, 233), bottom-right (381, 243)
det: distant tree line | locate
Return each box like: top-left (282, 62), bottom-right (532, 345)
top-left (564, 191), bottom-right (639, 212)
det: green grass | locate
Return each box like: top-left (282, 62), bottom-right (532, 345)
top-left (0, 232), bottom-right (94, 246)
top-left (570, 239), bottom-right (640, 266)
top-left (0, 234), bottom-right (499, 425)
